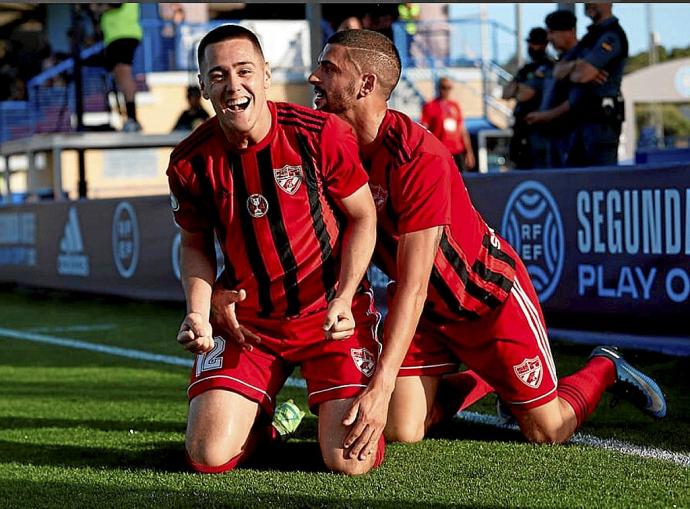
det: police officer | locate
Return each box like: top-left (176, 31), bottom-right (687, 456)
top-left (525, 10), bottom-right (580, 168)
top-left (503, 27), bottom-right (553, 169)
top-left (563, 3), bottom-right (628, 166)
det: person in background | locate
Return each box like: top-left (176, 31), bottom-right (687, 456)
top-left (421, 77), bottom-right (475, 172)
top-left (525, 10), bottom-right (580, 168)
top-left (172, 85), bottom-right (210, 132)
top-left (503, 27), bottom-right (552, 169)
top-left (558, 2), bottom-right (629, 166)
top-left (96, 3), bottom-right (143, 132)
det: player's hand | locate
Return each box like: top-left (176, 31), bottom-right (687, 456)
top-left (525, 111), bottom-right (549, 125)
top-left (210, 287), bottom-right (261, 351)
top-left (342, 383), bottom-right (393, 461)
top-left (177, 312), bottom-right (214, 354)
top-left (323, 297), bottom-right (355, 340)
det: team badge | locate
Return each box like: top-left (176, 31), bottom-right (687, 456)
top-left (170, 193), bottom-right (180, 212)
top-left (247, 194), bottom-right (269, 218)
top-left (513, 357), bottom-right (543, 389)
top-left (274, 164), bottom-right (303, 195)
top-left (370, 184), bottom-right (388, 211)
top-left (351, 347), bottom-right (375, 377)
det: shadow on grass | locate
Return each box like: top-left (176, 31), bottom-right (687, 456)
top-left (0, 479), bottom-right (466, 509)
top-left (0, 416), bottom-right (185, 433)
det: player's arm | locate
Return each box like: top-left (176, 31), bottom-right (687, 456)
top-left (571, 32), bottom-right (622, 84)
top-left (343, 225), bottom-right (442, 459)
top-left (460, 122), bottom-right (475, 169)
top-left (323, 184), bottom-right (377, 339)
top-left (177, 228), bottom-right (216, 354)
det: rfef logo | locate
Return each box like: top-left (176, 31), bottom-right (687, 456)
top-left (112, 202), bottom-right (140, 279)
top-left (501, 181), bottom-right (564, 302)
top-left (57, 207), bottom-right (89, 277)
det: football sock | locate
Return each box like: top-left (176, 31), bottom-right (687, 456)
top-left (557, 357), bottom-right (616, 427)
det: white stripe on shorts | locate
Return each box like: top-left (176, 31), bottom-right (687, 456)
top-left (187, 375), bottom-right (272, 402)
top-left (309, 383), bottom-right (367, 398)
top-left (510, 284), bottom-right (558, 387)
top-left (513, 279), bottom-right (558, 379)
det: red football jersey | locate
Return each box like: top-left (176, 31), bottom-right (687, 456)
top-left (167, 101), bottom-right (369, 318)
top-left (363, 110), bottom-right (517, 320)
top-left (421, 98), bottom-right (466, 155)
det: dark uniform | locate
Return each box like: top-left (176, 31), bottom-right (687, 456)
top-left (509, 28), bottom-right (553, 169)
top-left (569, 16), bottom-right (628, 166)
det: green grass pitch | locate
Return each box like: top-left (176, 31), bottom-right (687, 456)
top-left (0, 287), bottom-right (688, 508)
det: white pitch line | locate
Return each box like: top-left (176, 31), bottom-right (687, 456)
top-left (0, 326), bottom-right (686, 466)
top-left (454, 412), bottom-right (690, 468)
top-left (27, 324), bottom-right (116, 333)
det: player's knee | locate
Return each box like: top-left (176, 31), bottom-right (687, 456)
top-left (322, 453), bottom-right (374, 476)
top-left (185, 437), bottom-right (241, 471)
top-left (384, 420), bottom-right (425, 444)
top-left (520, 422), bottom-right (568, 445)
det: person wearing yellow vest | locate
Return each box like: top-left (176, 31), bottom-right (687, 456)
top-left (397, 3), bottom-right (420, 65)
top-left (99, 3), bottom-right (143, 132)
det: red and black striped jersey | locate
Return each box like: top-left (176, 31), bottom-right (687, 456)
top-left (362, 110), bottom-right (517, 320)
top-left (167, 101), bottom-right (369, 319)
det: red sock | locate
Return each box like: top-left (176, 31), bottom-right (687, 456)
top-left (442, 370), bottom-right (495, 413)
top-left (372, 434), bottom-right (386, 469)
top-left (186, 424), bottom-right (279, 474)
top-left (557, 357), bottom-right (616, 427)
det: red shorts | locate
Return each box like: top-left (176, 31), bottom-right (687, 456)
top-left (188, 292), bottom-right (381, 415)
top-left (399, 257), bottom-right (558, 410)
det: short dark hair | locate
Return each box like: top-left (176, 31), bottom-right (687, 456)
top-left (186, 85), bottom-right (201, 98)
top-left (197, 24), bottom-right (265, 70)
top-left (545, 10), bottom-right (577, 31)
top-left (325, 29), bottom-right (401, 100)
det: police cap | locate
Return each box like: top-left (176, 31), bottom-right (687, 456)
top-left (526, 27), bottom-right (548, 44)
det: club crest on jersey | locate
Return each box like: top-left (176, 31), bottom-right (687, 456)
top-left (247, 194), bottom-right (269, 218)
top-left (274, 164), bottom-right (303, 195)
top-left (513, 357), bottom-right (543, 389)
top-left (351, 347), bottom-right (375, 377)
top-left (370, 184), bottom-right (388, 211)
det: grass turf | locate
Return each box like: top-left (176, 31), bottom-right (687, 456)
top-left (0, 287), bottom-right (688, 508)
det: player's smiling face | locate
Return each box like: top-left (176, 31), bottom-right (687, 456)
top-left (199, 37), bottom-right (271, 145)
top-left (308, 43), bottom-right (359, 115)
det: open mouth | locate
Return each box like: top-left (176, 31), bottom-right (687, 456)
top-left (225, 97), bottom-right (251, 112)
top-left (313, 87), bottom-right (325, 107)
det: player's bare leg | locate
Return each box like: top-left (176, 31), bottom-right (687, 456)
top-left (185, 389), bottom-right (261, 471)
top-left (319, 397), bottom-right (384, 475)
top-left (512, 397), bottom-right (578, 443)
top-left (384, 375), bottom-right (440, 443)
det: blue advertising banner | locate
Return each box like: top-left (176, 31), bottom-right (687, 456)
top-left (463, 163), bottom-right (690, 325)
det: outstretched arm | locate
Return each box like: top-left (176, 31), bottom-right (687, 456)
top-left (177, 228), bottom-right (216, 354)
top-left (342, 225), bottom-right (442, 460)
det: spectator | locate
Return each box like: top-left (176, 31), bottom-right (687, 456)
top-left (95, 3), bottom-right (143, 132)
top-left (397, 3), bottom-right (420, 66)
top-left (503, 27), bottom-right (552, 169)
top-left (172, 85), bottom-right (210, 132)
top-left (526, 10), bottom-right (580, 168)
top-left (338, 17), bottom-right (363, 32)
top-left (421, 77), bottom-right (475, 172)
